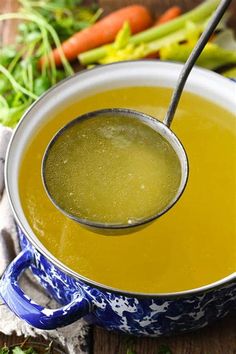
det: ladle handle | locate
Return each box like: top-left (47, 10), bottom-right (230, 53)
top-left (163, 0), bottom-right (232, 128)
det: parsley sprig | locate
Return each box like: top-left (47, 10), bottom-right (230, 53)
top-left (0, 339), bottom-right (59, 354)
top-left (0, 0), bottom-right (101, 127)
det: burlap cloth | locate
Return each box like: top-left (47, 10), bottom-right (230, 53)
top-left (0, 125), bottom-right (89, 354)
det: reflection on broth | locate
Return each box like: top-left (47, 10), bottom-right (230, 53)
top-left (19, 87), bottom-right (236, 294)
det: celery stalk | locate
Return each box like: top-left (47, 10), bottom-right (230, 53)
top-left (79, 0), bottom-right (220, 65)
top-left (160, 42), bottom-right (236, 70)
top-left (131, 0), bottom-right (220, 44)
top-left (98, 22), bottom-right (206, 65)
top-left (80, 45), bottom-right (108, 65)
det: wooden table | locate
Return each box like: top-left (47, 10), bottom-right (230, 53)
top-left (0, 0), bottom-right (236, 353)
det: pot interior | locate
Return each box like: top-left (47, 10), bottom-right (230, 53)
top-left (6, 61), bottom-right (236, 296)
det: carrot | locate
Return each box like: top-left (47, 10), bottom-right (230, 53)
top-left (155, 6), bottom-right (182, 26)
top-left (39, 5), bottom-right (152, 67)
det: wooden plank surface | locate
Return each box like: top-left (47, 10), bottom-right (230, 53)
top-left (0, 314), bottom-right (236, 354)
top-left (0, 0), bottom-right (236, 353)
top-left (93, 314), bottom-right (236, 354)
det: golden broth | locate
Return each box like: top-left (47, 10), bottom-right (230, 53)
top-left (19, 86), bottom-right (236, 294)
top-left (44, 115), bottom-right (181, 225)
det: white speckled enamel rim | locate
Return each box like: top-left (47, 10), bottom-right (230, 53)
top-left (5, 61), bottom-right (236, 297)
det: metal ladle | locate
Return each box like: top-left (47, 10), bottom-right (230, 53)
top-left (42, 0), bottom-right (231, 233)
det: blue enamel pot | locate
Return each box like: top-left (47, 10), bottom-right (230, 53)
top-left (1, 61), bottom-right (236, 334)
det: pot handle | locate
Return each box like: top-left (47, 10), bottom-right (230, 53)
top-left (0, 248), bottom-right (93, 330)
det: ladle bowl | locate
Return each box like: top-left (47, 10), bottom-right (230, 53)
top-left (42, 108), bottom-right (189, 233)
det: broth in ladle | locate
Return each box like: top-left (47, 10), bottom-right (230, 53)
top-left (43, 114), bottom-right (181, 225)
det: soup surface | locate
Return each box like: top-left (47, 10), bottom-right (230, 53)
top-left (44, 114), bottom-right (181, 225)
top-left (19, 86), bottom-right (236, 294)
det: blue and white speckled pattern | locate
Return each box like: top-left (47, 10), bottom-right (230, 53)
top-left (1, 226), bottom-right (234, 334)
top-left (0, 246), bottom-right (92, 330)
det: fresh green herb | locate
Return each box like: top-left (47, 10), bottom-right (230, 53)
top-left (126, 349), bottom-right (136, 354)
top-left (0, 0), bottom-right (100, 127)
top-left (0, 346), bottom-right (10, 354)
top-left (0, 346), bottom-right (38, 354)
top-left (125, 336), bottom-right (136, 354)
top-left (18, 0), bottom-right (100, 42)
top-left (0, 339), bottom-right (55, 353)
top-left (12, 347), bottom-right (38, 354)
top-left (157, 344), bottom-right (173, 354)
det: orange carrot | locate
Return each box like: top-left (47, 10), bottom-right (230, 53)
top-left (155, 6), bottom-right (182, 26)
top-left (145, 52), bottom-right (160, 59)
top-left (39, 5), bottom-right (153, 67)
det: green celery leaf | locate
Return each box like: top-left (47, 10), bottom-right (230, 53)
top-left (55, 69), bottom-right (68, 81)
top-left (34, 75), bottom-right (51, 95)
top-left (54, 16), bottom-right (73, 29)
top-left (24, 31), bottom-right (42, 43)
top-left (160, 41), bottom-right (236, 70)
top-left (0, 346), bottom-right (10, 354)
top-left (114, 22), bottom-right (131, 50)
top-left (0, 46), bottom-right (17, 66)
top-left (10, 91), bottom-right (25, 107)
top-left (0, 76), bottom-right (10, 93)
top-left (222, 66), bottom-right (236, 78)
top-left (73, 21), bottom-right (93, 31)
top-left (0, 101), bottom-right (31, 127)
